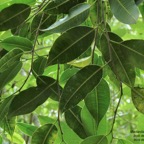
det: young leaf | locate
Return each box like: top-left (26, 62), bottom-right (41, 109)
top-left (0, 49), bottom-right (23, 72)
top-left (41, 3), bottom-right (90, 34)
top-left (32, 56), bottom-right (47, 77)
top-left (84, 79), bottom-right (110, 125)
top-left (0, 61), bottom-right (22, 90)
top-left (47, 26), bottom-right (95, 65)
top-left (81, 135), bottom-right (108, 144)
top-left (60, 65), bottom-right (102, 113)
top-left (131, 87), bottom-right (144, 114)
top-left (65, 106), bottom-right (87, 139)
top-left (0, 36), bottom-right (33, 51)
top-left (0, 4), bottom-right (31, 31)
top-left (8, 85), bottom-right (54, 117)
top-left (100, 32), bottom-right (136, 87)
top-left (36, 76), bottom-right (63, 101)
top-left (44, 0), bottom-right (86, 14)
top-left (109, 0), bottom-right (139, 24)
top-left (31, 124), bottom-right (58, 144)
top-left (17, 122), bottom-right (37, 136)
top-left (81, 106), bottom-right (97, 136)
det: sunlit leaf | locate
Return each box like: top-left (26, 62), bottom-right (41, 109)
top-left (0, 36), bottom-right (33, 51)
top-left (117, 139), bottom-right (133, 144)
top-left (0, 4), bottom-right (31, 31)
top-left (60, 65), bottom-right (102, 113)
top-left (85, 79), bottom-right (110, 125)
top-left (47, 26), bottom-right (95, 65)
top-left (65, 106), bottom-right (87, 139)
top-left (41, 3), bottom-right (90, 34)
top-left (131, 87), bottom-right (144, 114)
top-left (81, 135), bottom-right (108, 144)
top-left (109, 0), bottom-right (139, 24)
top-left (31, 124), bottom-right (58, 144)
top-left (17, 122), bottom-right (37, 136)
top-left (0, 49), bottom-right (23, 72)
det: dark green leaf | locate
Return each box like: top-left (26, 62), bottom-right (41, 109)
top-left (47, 26), bottom-right (95, 65)
top-left (0, 61), bottom-right (22, 90)
top-left (0, 36), bottom-right (33, 51)
top-left (0, 4), bottom-right (31, 31)
top-left (17, 122), bottom-right (37, 136)
top-left (65, 106), bottom-right (87, 139)
top-left (100, 32), bottom-right (136, 87)
top-left (60, 65), bottom-right (102, 113)
top-left (85, 79), bottom-right (110, 124)
top-left (131, 87), bottom-right (144, 114)
top-left (81, 106), bottom-right (97, 136)
top-left (44, 0), bottom-right (86, 14)
top-left (81, 135), bottom-right (108, 144)
top-left (32, 56), bottom-right (47, 77)
top-left (36, 76), bottom-right (63, 101)
top-left (31, 124), bottom-right (58, 144)
top-left (109, 0), bottom-right (139, 24)
top-left (41, 3), bottom-right (90, 34)
top-left (0, 49), bottom-right (23, 72)
top-left (8, 85), bottom-right (54, 117)
top-left (135, 0), bottom-right (144, 5)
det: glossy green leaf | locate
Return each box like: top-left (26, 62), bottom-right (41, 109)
top-left (81, 106), bottom-right (97, 136)
top-left (65, 106), bottom-right (87, 139)
top-left (131, 87), bottom-right (144, 114)
top-left (41, 3), bottom-right (90, 34)
top-left (0, 96), bottom-right (14, 124)
top-left (0, 61), bottom-right (22, 90)
top-left (81, 135), bottom-right (108, 144)
top-left (117, 139), bottom-right (133, 144)
top-left (32, 56), bottom-right (47, 77)
top-left (109, 0), bottom-right (139, 24)
top-left (60, 65), bottom-right (102, 113)
top-left (100, 32), bottom-right (136, 87)
top-left (47, 26), bottom-right (95, 65)
top-left (31, 124), bottom-right (58, 144)
top-left (0, 4), bottom-right (31, 31)
top-left (85, 79), bottom-right (110, 124)
top-left (44, 0), bottom-right (86, 14)
top-left (8, 85), bottom-right (54, 117)
top-left (36, 76), bottom-right (63, 101)
top-left (31, 12), bottom-right (56, 38)
top-left (0, 36), bottom-right (33, 51)
top-left (17, 122), bottom-right (37, 136)
top-left (0, 49), bottom-right (23, 72)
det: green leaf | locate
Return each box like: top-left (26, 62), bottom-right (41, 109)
top-left (44, 0), bottom-right (86, 14)
top-left (8, 85), bottom-right (54, 117)
top-left (41, 3), bottom-right (90, 34)
top-left (117, 139), bottom-right (133, 144)
top-left (0, 96), bottom-right (14, 124)
top-left (85, 79), bottom-right (110, 125)
top-left (109, 0), bottom-right (139, 24)
top-left (81, 106), bottom-right (97, 136)
top-left (0, 36), bottom-right (33, 51)
top-left (36, 76), bottom-right (63, 101)
top-left (0, 136), bottom-right (2, 144)
top-left (0, 4), bottom-right (31, 31)
top-left (32, 56), bottom-right (47, 77)
top-left (0, 61), bottom-right (22, 90)
top-left (31, 124), bottom-right (58, 144)
top-left (65, 106), bottom-right (87, 139)
top-left (17, 122), bottom-right (37, 136)
top-left (131, 87), bottom-right (144, 114)
top-left (31, 12), bottom-right (56, 38)
top-left (47, 26), bottom-right (95, 65)
top-left (0, 49), bottom-right (23, 72)
top-left (81, 135), bottom-right (108, 144)
top-left (60, 65), bottom-right (102, 113)
top-left (100, 32), bottom-right (136, 87)
top-left (134, 0), bottom-right (144, 5)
